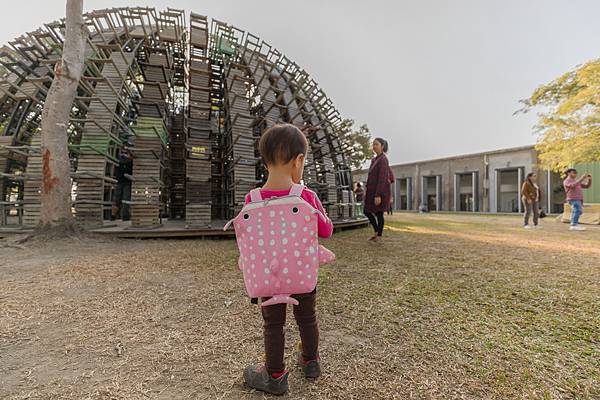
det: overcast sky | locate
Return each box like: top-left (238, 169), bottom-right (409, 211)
top-left (2, 0), bottom-right (599, 164)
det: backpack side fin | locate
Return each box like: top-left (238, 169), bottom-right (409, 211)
top-left (223, 218), bottom-right (235, 231)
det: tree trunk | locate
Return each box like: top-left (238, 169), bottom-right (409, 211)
top-left (39, 0), bottom-right (85, 227)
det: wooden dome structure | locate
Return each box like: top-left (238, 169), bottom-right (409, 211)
top-left (0, 7), bottom-right (357, 230)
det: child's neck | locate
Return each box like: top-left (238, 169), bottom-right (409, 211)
top-left (263, 171), bottom-right (295, 191)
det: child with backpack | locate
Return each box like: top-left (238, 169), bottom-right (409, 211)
top-left (225, 124), bottom-right (334, 395)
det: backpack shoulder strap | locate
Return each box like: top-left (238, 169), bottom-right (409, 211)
top-left (249, 188), bottom-right (263, 202)
top-left (289, 184), bottom-right (305, 197)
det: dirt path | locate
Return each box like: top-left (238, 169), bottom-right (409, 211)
top-left (1, 215), bottom-right (599, 399)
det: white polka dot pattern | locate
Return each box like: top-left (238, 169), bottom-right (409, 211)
top-left (232, 191), bottom-right (336, 307)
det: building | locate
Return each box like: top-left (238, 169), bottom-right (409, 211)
top-left (354, 145), bottom-right (567, 214)
top-left (573, 162), bottom-right (600, 204)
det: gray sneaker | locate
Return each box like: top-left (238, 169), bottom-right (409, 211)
top-left (300, 359), bottom-right (321, 378)
top-left (297, 343), bottom-right (321, 379)
top-left (243, 365), bottom-right (288, 395)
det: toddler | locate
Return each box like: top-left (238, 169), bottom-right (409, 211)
top-left (242, 124), bottom-right (333, 395)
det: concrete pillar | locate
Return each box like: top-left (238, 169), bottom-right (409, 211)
top-left (517, 167), bottom-right (523, 213)
top-left (394, 180), bottom-right (398, 210)
top-left (392, 179), bottom-right (397, 210)
top-left (415, 165), bottom-right (420, 211)
top-left (436, 175), bottom-right (442, 211)
top-left (472, 171), bottom-right (479, 212)
top-left (421, 176), bottom-right (427, 211)
top-left (494, 169), bottom-right (499, 213)
top-left (407, 177), bottom-right (413, 210)
top-left (546, 170), bottom-right (552, 213)
top-left (453, 174), bottom-right (459, 211)
top-left (483, 154), bottom-right (489, 212)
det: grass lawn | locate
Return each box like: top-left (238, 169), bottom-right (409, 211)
top-left (1, 214), bottom-right (599, 399)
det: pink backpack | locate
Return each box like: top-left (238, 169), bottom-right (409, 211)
top-left (224, 184), bottom-right (335, 307)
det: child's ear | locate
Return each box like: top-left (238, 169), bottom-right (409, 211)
top-left (295, 153), bottom-right (305, 168)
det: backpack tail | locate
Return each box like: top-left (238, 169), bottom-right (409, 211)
top-left (261, 294), bottom-right (299, 307)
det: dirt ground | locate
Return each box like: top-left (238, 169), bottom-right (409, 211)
top-left (1, 214), bottom-right (599, 400)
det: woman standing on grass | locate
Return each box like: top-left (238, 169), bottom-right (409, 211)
top-left (521, 172), bottom-right (542, 229)
top-left (364, 138), bottom-right (391, 242)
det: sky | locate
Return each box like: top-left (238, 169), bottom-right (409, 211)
top-left (2, 0), bottom-right (600, 164)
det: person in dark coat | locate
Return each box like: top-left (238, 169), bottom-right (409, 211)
top-left (111, 148), bottom-right (133, 221)
top-left (354, 182), bottom-right (365, 202)
top-left (364, 138), bottom-right (391, 242)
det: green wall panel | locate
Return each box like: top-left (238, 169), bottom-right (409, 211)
top-left (574, 162), bottom-right (600, 203)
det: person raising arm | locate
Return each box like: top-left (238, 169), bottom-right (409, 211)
top-left (563, 168), bottom-right (592, 231)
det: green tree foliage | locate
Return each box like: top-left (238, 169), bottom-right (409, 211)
top-left (521, 59), bottom-right (600, 172)
top-left (339, 119), bottom-right (372, 170)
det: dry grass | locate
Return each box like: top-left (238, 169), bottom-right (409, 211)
top-left (1, 214), bottom-right (599, 399)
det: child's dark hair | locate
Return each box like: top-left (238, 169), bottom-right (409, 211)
top-left (565, 168), bottom-right (577, 175)
top-left (374, 137), bottom-right (389, 153)
top-left (259, 123), bottom-right (308, 166)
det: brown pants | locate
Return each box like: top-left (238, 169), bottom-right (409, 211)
top-left (261, 290), bottom-right (319, 374)
top-left (523, 199), bottom-right (539, 226)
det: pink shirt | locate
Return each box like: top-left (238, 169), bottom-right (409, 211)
top-left (564, 177), bottom-right (592, 201)
top-left (245, 187), bottom-right (333, 238)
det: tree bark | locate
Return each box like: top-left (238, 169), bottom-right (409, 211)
top-left (39, 0), bottom-right (85, 226)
